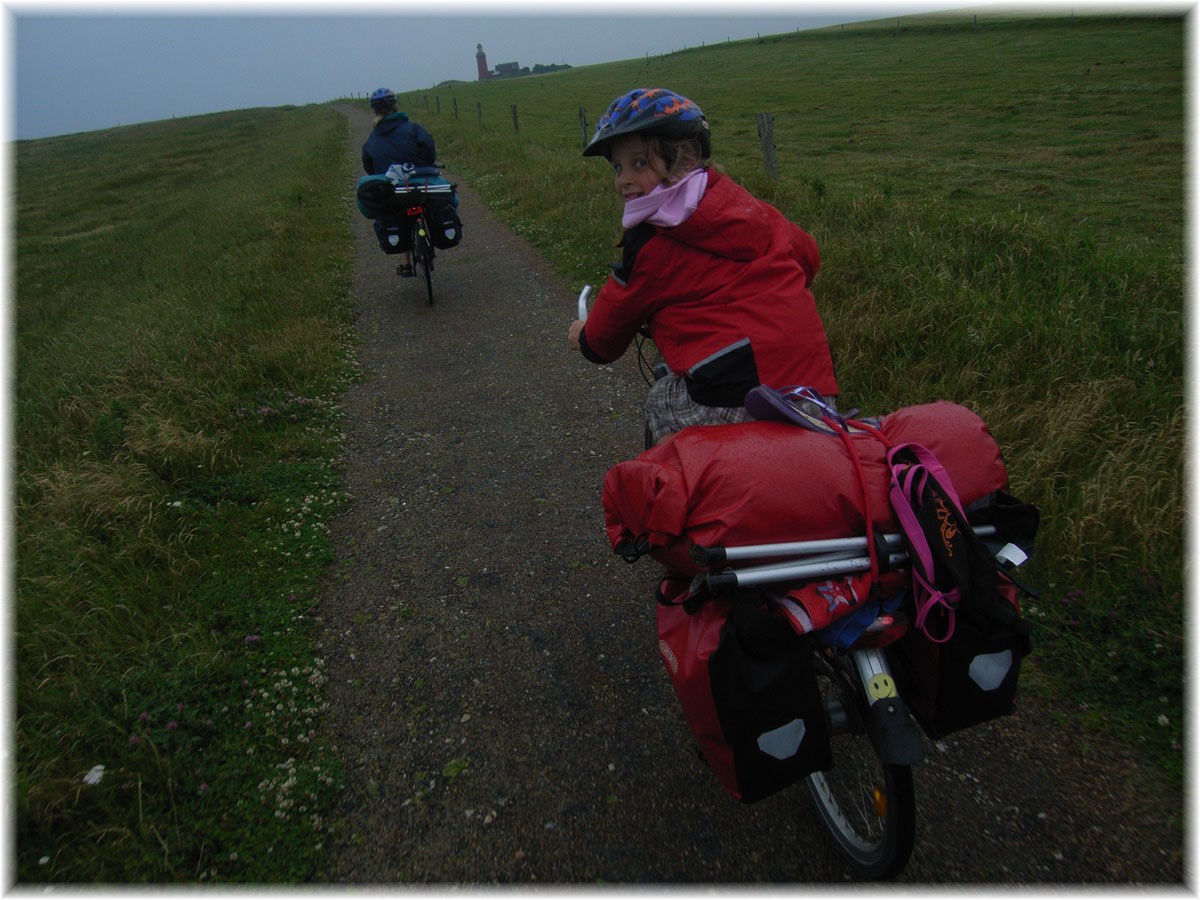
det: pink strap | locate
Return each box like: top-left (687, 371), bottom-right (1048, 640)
top-left (889, 443), bottom-right (967, 518)
top-left (888, 442), bottom-right (966, 643)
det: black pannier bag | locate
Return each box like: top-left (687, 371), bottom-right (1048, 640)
top-left (887, 571), bottom-right (1031, 739)
top-left (885, 474), bottom-right (1040, 740)
top-left (357, 175), bottom-right (462, 251)
top-left (373, 217), bottom-right (408, 255)
top-left (425, 196), bottom-right (463, 249)
top-left (657, 578), bottom-right (832, 803)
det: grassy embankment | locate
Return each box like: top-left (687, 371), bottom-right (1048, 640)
top-left (13, 9), bottom-right (1183, 885)
top-left (15, 105), bottom-right (357, 880)
top-left (402, 11), bottom-right (1184, 771)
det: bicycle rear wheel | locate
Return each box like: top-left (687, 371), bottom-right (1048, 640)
top-left (806, 650), bottom-right (916, 880)
top-left (412, 219), bottom-right (434, 305)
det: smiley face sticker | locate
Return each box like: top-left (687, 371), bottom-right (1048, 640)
top-left (867, 674), bottom-right (897, 700)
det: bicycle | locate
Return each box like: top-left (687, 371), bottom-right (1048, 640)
top-left (689, 536), bottom-right (924, 879)
top-left (394, 181), bottom-right (456, 306)
top-left (590, 300), bottom-right (1034, 879)
top-left (696, 510), bottom-right (1031, 878)
top-left (806, 636), bottom-right (918, 878)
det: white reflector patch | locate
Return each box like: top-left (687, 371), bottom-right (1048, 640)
top-left (757, 718), bottom-right (807, 760)
top-left (969, 650), bottom-right (1013, 691)
top-left (658, 639), bottom-right (678, 675)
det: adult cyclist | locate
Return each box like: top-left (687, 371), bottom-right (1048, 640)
top-left (361, 87), bottom-right (441, 277)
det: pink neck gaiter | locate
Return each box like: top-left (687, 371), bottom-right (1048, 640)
top-left (622, 168), bottom-right (708, 230)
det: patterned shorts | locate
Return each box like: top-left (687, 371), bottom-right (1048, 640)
top-left (644, 374), bottom-right (755, 445)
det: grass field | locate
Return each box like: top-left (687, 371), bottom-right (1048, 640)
top-left (14, 105), bottom-right (357, 880)
top-left (13, 9), bottom-right (1184, 883)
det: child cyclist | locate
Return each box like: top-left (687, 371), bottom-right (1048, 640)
top-left (567, 87), bottom-right (839, 445)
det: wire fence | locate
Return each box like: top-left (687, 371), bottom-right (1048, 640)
top-left (388, 92), bottom-right (1179, 198)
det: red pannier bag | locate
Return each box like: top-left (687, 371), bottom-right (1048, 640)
top-left (655, 577), bottom-right (833, 802)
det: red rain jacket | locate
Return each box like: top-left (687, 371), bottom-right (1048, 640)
top-left (580, 169), bottom-right (838, 405)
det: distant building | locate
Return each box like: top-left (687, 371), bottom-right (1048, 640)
top-left (475, 42), bottom-right (570, 81)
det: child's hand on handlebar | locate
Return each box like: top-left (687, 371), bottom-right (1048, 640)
top-left (569, 285), bottom-right (593, 350)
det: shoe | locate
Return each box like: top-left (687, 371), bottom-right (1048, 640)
top-left (396, 264), bottom-right (415, 278)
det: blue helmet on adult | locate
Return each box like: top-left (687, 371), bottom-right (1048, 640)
top-left (369, 87), bottom-right (397, 111)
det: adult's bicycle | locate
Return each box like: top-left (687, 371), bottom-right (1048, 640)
top-left (394, 181), bottom-right (457, 306)
top-left (357, 165), bottom-right (460, 305)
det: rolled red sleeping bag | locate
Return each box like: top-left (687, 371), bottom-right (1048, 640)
top-left (601, 400), bottom-right (1008, 576)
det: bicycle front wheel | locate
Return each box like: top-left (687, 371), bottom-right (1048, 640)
top-left (806, 651), bottom-right (916, 880)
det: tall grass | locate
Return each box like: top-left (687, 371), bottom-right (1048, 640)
top-left (15, 105), bottom-right (356, 880)
top-left (402, 13), bottom-right (1184, 772)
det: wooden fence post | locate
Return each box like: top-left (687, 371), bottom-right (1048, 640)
top-left (453, 98), bottom-right (459, 119)
top-left (756, 112), bottom-right (778, 178)
top-left (476, 101), bottom-right (483, 127)
top-left (579, 107), bottom-right (589, 148)
top-left (511, 104), bottom-right (520, 133)
top-left (435, 96), bottom-right (441, 114)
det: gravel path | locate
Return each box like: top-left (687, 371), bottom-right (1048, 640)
top-left (314, 106), bottom-right (1185, 885)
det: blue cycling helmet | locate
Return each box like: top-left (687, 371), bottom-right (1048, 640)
top-left (582, 87), bottom-right (711, 159)
top-left (369, 87), bottom-right (396, 110)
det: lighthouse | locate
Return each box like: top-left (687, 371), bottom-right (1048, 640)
top-left (476, 43), bottom-right (491, 81)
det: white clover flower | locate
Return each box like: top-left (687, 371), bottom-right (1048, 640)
top-left (83, 765), bottom-right (105, 785)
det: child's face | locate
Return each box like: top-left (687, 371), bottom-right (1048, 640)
top-left (609, 135), bottom-right (667, 202)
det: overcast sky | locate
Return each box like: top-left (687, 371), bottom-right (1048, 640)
top-left (7, 0), bottom-right (972, 141)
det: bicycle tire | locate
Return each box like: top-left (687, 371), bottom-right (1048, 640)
top-left (412, 218), bottom-right (434, 305)
top-left (806, 650), bottom-right (916, 880)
